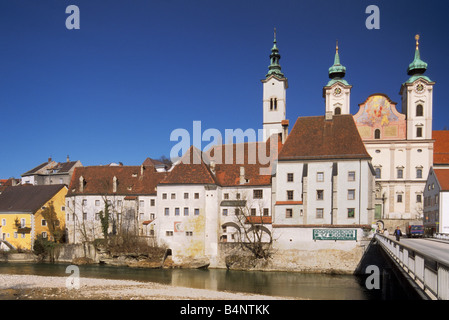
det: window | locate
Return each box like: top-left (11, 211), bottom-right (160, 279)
top-left (348, 189), bottom-right (355, 200)
top-left (139, 200), bottom-right (144, 207)
top-left (222, 209), bottom-right (228, 216)
top-left (117, 200), bottom-right (122, 207)
top-left (397, 194), bottom-right (403, 203)
top-left (139, 213), bottom-right (144, 220)
top-left (317, 172), bottom-right (324, 182)
top-left (374, 129), bottom-right (381, 139)
top-left (166, 231), bottom-right (173, 236)
top-left (162, 193), bottom-right (167, 200)
top-left (417, 127), bottom-right (423, 138)
top-left (397, 168), bottom-right (403, 179)
top-left (41, 219), bottom-right (47, 226)
top-left (186, 231), bottom-right (193, 237)
top-left (236, 193), bottom-right (241, 199)
top-left (95, 200), bottom-right (100, 206)
top-left (184, 193), bottom-right (189, 199)
top-left (286, 208), bottom-right (293, 218)
top-left (253, 190), bottom-right (263, 199)
top-left (95, 212), bottom-right (100, 221)
top-left (316, 208), bottom-right (324, 219)
top-left (21, 233), bottom-right (25, 239)
top-left (164, 208), bottom-right (169, 216)
top-left (61, 206), bottom-right (65, 211)
top-left (83, 212), bottom-right (87, 220)
top-left (263, 208), bottom-right (269, 216)
top-left (14, 232), bottom-right (17, 239)
top-left (287, 173), bottom-right (294, 182)
top-left (171, 193), bottom-right (176, 200)
top-left (316, 190), bottom-right (324, 200)
top-left (375, 168), bottom-right (381, 179)
top-left (416, 104), bottom-right (423, 117)
top-left (67, 213), bottom-right (70, 221)
top-left (334, 107), bottom-right (341, 115)
top-left (416, 194), bottom-right (422, 203)
top-left (194, 193), bottom-right (199, 199)
top-left (251, 208), bottom-right (256, 216)
top-left (194, 208), bottom-right (200, 216)
top-left (348, 171), bottom-right (356, 181)
top-left (175, 208), bottom-right (180, 216)
top-left (224, 193), bottom-right (229, 200)
top-left (184, 207), bottom-right (189, 216)
top-left (270, 98), bottom-right (278, 110)
top-left (150, 199), bottom-right (155, 206)
top-left (287, 190), bottom-right (294, 200)
top-left (2, 219), bottom-right (6, 226)
top-left (347, 208), bottom-right (355, 218)
top-left (82, 199), bottom-right (87, 206)
top-left (416, 168), bottom-right (423, 179)
top-left (235, 208), bottom-right (240, 215)
top-left (21, 218), bottom-right (26, 228)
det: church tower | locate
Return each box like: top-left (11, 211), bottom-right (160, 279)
top-left (400, 35), bottom-right (435, 140)
top-left (262, 29), bottom-right (288, 142)
top-left (323, 41), bottom-right (352, 115)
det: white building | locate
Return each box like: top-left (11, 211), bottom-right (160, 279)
top-left (65, 161), bottom-right (167, 243)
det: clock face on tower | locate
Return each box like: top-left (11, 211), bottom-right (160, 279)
top-left (415, 83), bottom-right (425, 94)
top-left (333, 87), bottom-right (342, 97)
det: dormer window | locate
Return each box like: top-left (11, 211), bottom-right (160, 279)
top-left (374, 129), bottom-right (381, 139)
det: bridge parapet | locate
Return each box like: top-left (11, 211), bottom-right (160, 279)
top-left (375, 234), bottom-right (449, 300)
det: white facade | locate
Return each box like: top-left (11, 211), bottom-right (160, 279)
top-left (262, 75), bottom-right (288, 141)
top-left (323, 81), bottom-right (352, 116)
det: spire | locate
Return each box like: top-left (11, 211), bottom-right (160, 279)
top-left (406, 34), bottom-right (431, 83)
top-left (327, 40), bottom-right (348, 86)
top-left (266, 28), bottom-right (285, 79)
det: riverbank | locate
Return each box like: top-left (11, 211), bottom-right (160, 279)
top-left (0, 274), bottom-right (291, 300)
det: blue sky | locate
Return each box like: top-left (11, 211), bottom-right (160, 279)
top-left (1, 0), bottom-right (449, 178)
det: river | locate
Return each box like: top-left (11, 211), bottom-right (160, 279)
top-left (0, 262), bottom-right (403, 300)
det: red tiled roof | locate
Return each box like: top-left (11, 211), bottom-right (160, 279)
top-left (245, 216), bottom-right (272, 224)
top-left (67, 165), bottom-right (167, 196)
top-left (279, 115), bottom-right (371, 161)
top-left (433, 130), bottom-right (449, 165)
top-left (159, 146), bottom-right (217, 185)
top-left (434, 169), bottom-right (449, 191)
top-left (275, 201), bottom-right (303, 205)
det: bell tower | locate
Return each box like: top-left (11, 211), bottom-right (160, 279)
top-left (323, 41), bottom-right (352, 115)
top-left (400, 35), bottom-right (434, 140)
top-left (262, 29), bottom-right (288, 142)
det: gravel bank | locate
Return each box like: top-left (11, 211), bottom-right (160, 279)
top-left (0, 274), bottom-right (291, 300)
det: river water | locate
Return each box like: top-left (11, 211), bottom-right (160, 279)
top-left (0, 262), bottom-right (390, 300)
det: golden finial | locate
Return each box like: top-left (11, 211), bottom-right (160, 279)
top-left (415, 34), bottom-right (420, 50)
top-left (336, 40), bottom-right (339, 53)
top-left (274, 27), bottom-right (277, 41)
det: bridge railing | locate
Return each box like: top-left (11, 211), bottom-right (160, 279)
top-left (375, 233), bottom-right (449, 300)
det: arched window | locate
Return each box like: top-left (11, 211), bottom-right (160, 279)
top-left (375, 168), bottom-right (381, 179)
top-left (416, 104), bottom-right (423, 117)
top-left (374, 129), bottom-right (381, 139)
top-left (334, 107), bottom-right (341, 115)
top-left (416, 127), bottom-right (423, 138)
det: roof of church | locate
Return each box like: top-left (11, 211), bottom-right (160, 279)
top-left (278, 114), bottom-right (371, 161)
top-left (433, 130), bottom-right (449, 165)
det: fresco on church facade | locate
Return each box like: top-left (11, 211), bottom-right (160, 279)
top-left (354, 94), bottom-right (406, 140)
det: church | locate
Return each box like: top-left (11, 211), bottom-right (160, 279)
top-left (264, 33), bottom-right (435, 232)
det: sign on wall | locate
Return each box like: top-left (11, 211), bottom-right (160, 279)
top-left (313, 229), bottom-right (357, 241)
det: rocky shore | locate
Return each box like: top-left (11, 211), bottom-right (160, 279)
top-left (0, 274), bottom-right (290, 300)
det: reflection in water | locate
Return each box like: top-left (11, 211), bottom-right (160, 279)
top-left (0, 262), bottom-right (379, 300)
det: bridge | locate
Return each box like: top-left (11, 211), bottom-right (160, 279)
top-left (375, 233), bottom-right (449, 300)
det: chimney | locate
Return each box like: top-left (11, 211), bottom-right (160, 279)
top-left (239, 166), bottom-right (245, 185)
top-left (281, 119), bottom-right (289, 144)
top-left (48, 157), bottom-right (52, 163)
top-left (113, 176), bottom-right (117, 193)
top-left (325, 111), bottom-right (333, 121)
top-left (79, 176), bottom-right (84, 192)
top-left (67, 155), bottom-right (70, 162)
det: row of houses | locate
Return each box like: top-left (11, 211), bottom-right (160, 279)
top-left (1, 33), bottom-right (449, 270)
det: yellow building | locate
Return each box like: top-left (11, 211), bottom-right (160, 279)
top-left (0, 184), bottom-right (67, 251)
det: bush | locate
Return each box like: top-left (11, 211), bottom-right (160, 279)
top-left (33, 235), bottom-right (58, 262)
